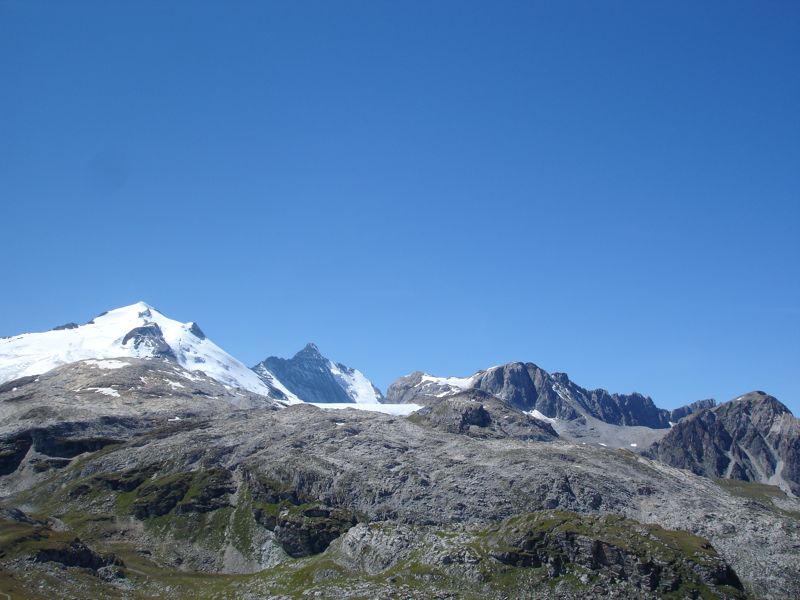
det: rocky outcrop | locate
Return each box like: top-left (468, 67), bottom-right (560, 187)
top-left (324, 511), bottom-right (747, 599)
top-left (128, 468), bottom-right (235, 518)
top-left (272, 504), bottom-right (358, 557)
top-left (121, 323), bottom-right (176, 359)
top-left (648, 392), bottom-right (800, 496)
top-left (483, 511), bottom-right (745, 598)
top-left (408, 390), bottom-right (558, 441)
top-left (33, 539), bottom-right (123, 573)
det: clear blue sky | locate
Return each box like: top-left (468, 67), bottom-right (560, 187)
top-left (1, 1), bottom-right (798, 412)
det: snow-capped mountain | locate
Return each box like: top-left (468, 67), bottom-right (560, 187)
top-left (253, 343), bottom-right (383, 404)
top-left (0, 302), bottom-right (299, 402)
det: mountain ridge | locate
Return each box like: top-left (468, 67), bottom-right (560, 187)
top-left (386, 362), bottom-right (713, 429)
top-left (647, 391), bottom-right (800, 496)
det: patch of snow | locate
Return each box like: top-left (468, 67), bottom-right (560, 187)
top-left (168, 416), bottom-right (181, 422)
top-left (328, 361), bottom-right (381, 404)
top-left (412, 372), bottom-right (478, 397)
top-left (83, 359), bottom-right (129, 370)
top-left (552, 382), bottom-right (574, 405)
top-left (167, 380), bottom-right (185, 390)
top-left (599, 443), bottom-right (608, 447)
top-left (309, 402), bottom-right (422, 416)
top-left (630, 443), bottom-right (638, 447)
top-left (527, 409), bottom-right (557, 424)
top-left (85, 387), bottom-right (120, 398)
top-left (420, 374), bottom-right (474, 390)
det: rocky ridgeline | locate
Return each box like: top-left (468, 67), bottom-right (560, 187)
top-left (386, 362), bottom-right (713, 428)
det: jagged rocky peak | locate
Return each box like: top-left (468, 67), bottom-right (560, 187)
top-left (253, 343), bottom-right (383, 404)
top-left (669, 398), bottom-right (716, 423)
top-left (387, 361), bottom-right (714, 429)
top-left (648, 391), bottom-right (800, 496)
top-left (0, 301), bottom-right (293, 401)
top-left (297, 342), bottom-right (322, 357)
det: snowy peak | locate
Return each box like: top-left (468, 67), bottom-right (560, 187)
top-left (0, 302), bottom-right (298, 402)
top-left (253, 344), bottom-right (383, 404)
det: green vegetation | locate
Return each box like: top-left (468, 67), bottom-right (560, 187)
top-left (715, 478), bottom-right (800, 520)
top-left (0, 458), bottom-right (754, 600)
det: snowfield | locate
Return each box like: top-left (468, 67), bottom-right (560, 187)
top-left (328, 360), bottom-right (382, 404)
top-left (309, 402), bottom-right (422, 416)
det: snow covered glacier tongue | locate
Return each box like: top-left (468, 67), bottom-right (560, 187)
top-left (0, 301), bottom-right (299, 402)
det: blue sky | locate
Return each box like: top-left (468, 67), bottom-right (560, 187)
top-left (1, 1), bottom-right (798, 412)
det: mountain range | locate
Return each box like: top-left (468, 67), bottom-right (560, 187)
top-left (0, 301), bottom-right (797, 599)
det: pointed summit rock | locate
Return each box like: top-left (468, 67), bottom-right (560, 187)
top-left (253, 344), bottom-right (383, 404)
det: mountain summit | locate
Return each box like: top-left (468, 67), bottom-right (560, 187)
top-left (253, 344), bottom-right (383, 404)
top-left (647, 391), bottom-right (800, 496)
top-left (0, 302), bottom-right (298, 402)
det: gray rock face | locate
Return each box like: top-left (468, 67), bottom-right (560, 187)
top-left (647, 391), bottom-right (800, 496)
top-left (387, 363), bottom-right (709, 429)
top-left (325, 511), bottom-right (747, 599)
top-left (0, 358), bottom-right (279, 496)
top-left (669, 398), bottom-right (717, 422)
top-left (121, 323), bottom-right (176, 359)
top-left (253, 343), bottom-right (383, 403)
top-left (408, 390), bottom-right (558, 441)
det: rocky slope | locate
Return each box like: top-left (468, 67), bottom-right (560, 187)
top-left (0, 358), bottom-right (280, 497)
top-left (647, 391), bottom-right (800, 496)
top-left (386, 363), bottom-right (710, 429)
top-left (1, 366), bottom-right (798, 598)
top-left (254, 343), bottom-right (383, 404)
top-left (0, 306), bottom-right (798, 599)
